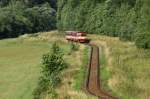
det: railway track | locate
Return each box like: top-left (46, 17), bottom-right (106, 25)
top-left (83, 45), bottom-right (119, 99)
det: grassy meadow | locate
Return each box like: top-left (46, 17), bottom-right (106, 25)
top-left (0, 31), bottom-right (97, 99)
top-left (0, 31), bottom-right (150, 99)
top-left (0, 39), bottom-right (50, 99)
top-left (0, 31), bottom-right (69, 99)
top-left (90, 34), bottom-right (150, 99)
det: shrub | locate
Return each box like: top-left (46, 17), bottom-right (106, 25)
top-left (33, 43), bottom-right (67, 99)
top-left (70, 43), bottom-right (79, 51)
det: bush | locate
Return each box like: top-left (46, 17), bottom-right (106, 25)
top-left (33, 43), bottom-right (67, 99)
top-left (70, 43), bottom-right (79, 51)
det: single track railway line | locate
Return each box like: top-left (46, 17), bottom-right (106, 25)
top-left (83, 44), bottom-right (119, 99)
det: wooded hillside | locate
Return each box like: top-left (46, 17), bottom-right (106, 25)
top-left (0, 0), bottom-right (150, 49)
top-left (0, 0), bottom-right (57, 38)
top-left (57, 0), bottom-right (150, 49)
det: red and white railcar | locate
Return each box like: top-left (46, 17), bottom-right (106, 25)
top-left (65, 31), bottom-right (90, 43)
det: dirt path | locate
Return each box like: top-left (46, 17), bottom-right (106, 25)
top-left (83, 45), bottom-right (119, 99)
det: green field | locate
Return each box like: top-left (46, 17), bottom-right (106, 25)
top-left (0, 31), bottom-right (96, 99)
top-left (0, 38), bottom-right (51, 99)
top-left (0, 31), bottom-right (71, 99)
top-left (90, 34), bottom-right (150, 99)
top-left (1, 32), bottom-right (150, 99)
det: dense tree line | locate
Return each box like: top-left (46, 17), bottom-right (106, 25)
top-left (0, 0), bottom-right (57, 39)
top-left (0, 0), bottom-right (149, 49)
top-left (57, 0), bottom-right (150, 49)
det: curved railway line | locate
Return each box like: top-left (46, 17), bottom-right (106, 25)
top-left (83, 44), bottom-right (119, 99)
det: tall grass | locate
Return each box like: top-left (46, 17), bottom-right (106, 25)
top-left (74, 46), bottom-right (89, 91)
top-left (100, 46), bottom-right (111, 91)
top-left (91, 34), bottom-right (150, 99)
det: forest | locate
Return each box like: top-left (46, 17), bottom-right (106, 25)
top-left (0, 0), bottom-right (57, 38)
top-left (58, 0), bottom-right (150, 49)
top-left (0, 0), bottom-right (150, 49)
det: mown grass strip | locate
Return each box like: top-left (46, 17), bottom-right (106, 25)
top-left (100, 46), bottom-right (111, 89)
top-left (74, 46), bottom-right (89, 91)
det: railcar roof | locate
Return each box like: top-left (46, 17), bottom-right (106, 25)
top-left (65, 31), bottom-right (87, 33)
top-left (65, 31), bottom-right (78, 33)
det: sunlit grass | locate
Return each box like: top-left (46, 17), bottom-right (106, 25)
top-left (0, 31), bottom-right (97, 99)
top-left (90, 34), bottom-right (150, 99)
top-left (74, 46), bottom-right (89, 91)
top-left (0, 39), bottom-right (50, 99)
top-left (0, 31), bottom-right (69, 99)
top-left (1, 31), bottom-right (149, 99)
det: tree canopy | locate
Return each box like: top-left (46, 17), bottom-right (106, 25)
top-left (0, 0), bottom-right (56, 39)
top-left (0, 0), bottom-right (150, 49)
top-left (57, 0), bottom-right (150, 49)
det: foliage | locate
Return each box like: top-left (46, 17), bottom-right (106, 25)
top-left (33, 43), bottom-right (67, 99)
top-left (135, 0), bottom-right (150, 49)
top-left (0, 0), bottom-right (150, 49)
top-left (25, 3), bottom-right (56, 33)
top-left (23, 0), bottom-right (57, 9)
top-left (57, 0), bottom-right (150, 49)
top-left (70, 42), bottom-right (79, 51)
top-left (0, 0), bottom-right (57, 8)
top-left (0, 1), bottom-right (32, 38)
top-left (0, 0), bottom-right (56, 39)
top-left (68, 42), bottom-right (79, 55)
